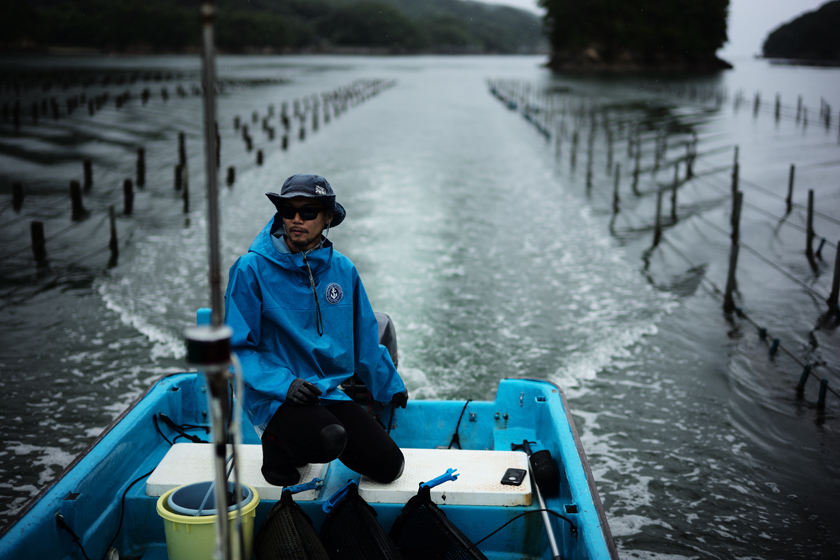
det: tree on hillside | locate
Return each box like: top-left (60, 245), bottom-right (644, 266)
top-left (762, 0), bottom-right (840, 61)
top-left (539, 0), bottom-right (729, 66)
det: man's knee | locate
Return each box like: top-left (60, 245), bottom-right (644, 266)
top-left (319, 424), bottom-right (347, 460)
top-left (372, 449), bottom-right (405, 484)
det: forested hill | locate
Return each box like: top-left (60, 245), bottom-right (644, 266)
top-left (762, 1), bottom-right (840, 64)
top-left (538, 0), bottom-right (732, 70)
top-left (0, 0), bottom-right (547, 54)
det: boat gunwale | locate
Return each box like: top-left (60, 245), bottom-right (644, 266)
top-left (534, 378), bottom-right (619, 560)
top-left (0, 372), bottom-right (180, 539)
top-left (2, 373), bottom-right (619, 560)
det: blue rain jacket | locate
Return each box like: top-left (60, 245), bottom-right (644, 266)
top-left (224, 215), bottom-right (405, 429)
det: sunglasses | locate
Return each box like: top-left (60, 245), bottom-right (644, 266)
top-left (278, 205), bottom-right (323, 221)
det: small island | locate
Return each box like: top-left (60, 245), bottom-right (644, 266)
top-left (539, 0), bottom-right (732, 71)
top-left (762, 0), bottom-right (840, 66)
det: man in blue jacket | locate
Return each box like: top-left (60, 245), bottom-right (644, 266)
top-left (225, 174), bottom-right (408, 487)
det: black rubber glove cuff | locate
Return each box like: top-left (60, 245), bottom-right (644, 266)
top-left (389, 390), bottom-right (409, 409)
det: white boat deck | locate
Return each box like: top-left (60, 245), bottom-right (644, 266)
top-left (146, 443), bottom-right (329, 501)
top-left (147, 444), bottom-right (532, 506)
top-left (361, 448), bottom-right (532, 507)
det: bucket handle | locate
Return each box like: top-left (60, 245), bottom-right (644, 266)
top-left (322, 480), bottom-right (357, 513)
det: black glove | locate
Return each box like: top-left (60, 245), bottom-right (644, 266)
top-left (287, 378), bottom-right (322, 405)
top-left (389, 390), bottom-right (408, 409)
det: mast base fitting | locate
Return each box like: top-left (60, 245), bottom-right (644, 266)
top-left (184, 325), bottom-right (233, 368)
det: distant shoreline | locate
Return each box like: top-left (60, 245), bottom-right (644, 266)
top-left (545, 50), bottom-right (733, 73)
top-left (0, 43), bottom-right (549, 58)
top-left (763, 57), bottom-right (840, 68)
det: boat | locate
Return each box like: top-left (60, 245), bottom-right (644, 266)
top-left (0, 345), bottom-right (617, 560)
top-left (0, 3), bottom-right (617, 557)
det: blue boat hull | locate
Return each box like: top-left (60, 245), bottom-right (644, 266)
top-left (0, 374), bottom-right (617, 560)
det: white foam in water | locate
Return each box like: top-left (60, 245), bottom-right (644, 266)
top-left (98, 281), bottom-right (187, 360)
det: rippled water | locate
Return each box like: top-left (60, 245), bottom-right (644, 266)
top-left (1, 54), bottom-right (838, 558)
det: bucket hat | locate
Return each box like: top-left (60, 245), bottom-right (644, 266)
top-left (266, 174), bottom-right (346, 227)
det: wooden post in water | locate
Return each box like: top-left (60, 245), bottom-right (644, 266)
top-left (123, 179), bottom-right (134, 215)
top-left (775, 94), bottom-right (780, 122)
top-left (70, 180), bottom-right (86, 220)
top-left (12, 182), bottom-right (24, 212)
top-left (182, 171), bottom-right (189, 214)
top-left (653, 190), bottom-right (663, 248)
top-left (606, 128), bottom-right (613, 174)
top-left (786, 164), bottom-right (795, 213)
top-left (31, 221), bottom-right (47, 262)
top-left (174, 164), bottom-right (183, 190)
top-left (226, 166), bottom-right (235, 186)
top-left (806, 190), bottom-right (815, 261)
top-left (671, 162), bottom-right (679, 222)
top-left (83, 159), bottom-right (93, 190)
top-left (136, 147), bottom-right (146, 187)
top-left (632, 142), bottom-right (641, 195)
top-left (178, 132), bottom-right (187, 166)
top-left (256, 149), bottom-right (263, 166)
top-left (612, 164), bottom-right (620, 213)
top-left (827, 242), bottom-right (840, 309)
top-left (571, 130), bottom-right (578, 171)
top-left (796, 96), bottom-right (802, 123)
top-left (108, 205), bottom-right (118, 267)
top-left (282, 134), bottom-right (288, 151)
top-left (723, 191), bottom-right (743, 313)
top-left (731, 146), bottom-right (739, 199)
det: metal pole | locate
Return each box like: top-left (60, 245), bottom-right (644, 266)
top-left (533, 476), bottom-right (562, 560)
top-left (198, 4), bottom-right (238, 560)
top-left (201, 1), bottom-right (223, 328)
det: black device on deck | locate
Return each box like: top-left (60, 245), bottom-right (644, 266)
top-left (500, 468), bottom-right (527, 486)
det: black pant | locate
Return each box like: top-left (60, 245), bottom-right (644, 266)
top-left (262, 400), bottom-right (404, 483)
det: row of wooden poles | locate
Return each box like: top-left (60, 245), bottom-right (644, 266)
top-left (0, 70), bottom-right (288, 94)
top-left (0, 77), bottom-right (290, 128)
top-left (489, 78), bottom-right (840, 412)
top-left (5, 79), bottom-right (396, 272)
top-left (645, 80), bottom-right (838, 134)
top-left (1, 70), bottom-right (189, 93)
top-left (230, 78), bottom-right (396, 176)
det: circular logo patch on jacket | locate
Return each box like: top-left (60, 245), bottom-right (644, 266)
top-left (325, 283), bottom-right (343, 304)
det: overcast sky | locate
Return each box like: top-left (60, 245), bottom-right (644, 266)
top-left (478, 0), bottom-right (828, 57)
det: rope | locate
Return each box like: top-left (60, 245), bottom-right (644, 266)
top-left (0, 224), bottom-right (136, 304)
top-left (735, 176), bottom-right (840, 227)
top-left (692, 174), bottom-right (837, 251)
top-left (734, 307), bottom-right (840, 402)
top-left (0, 196), bottom-right (70, 231)
top-left (694, 214), bottom-right (830, 301)
top-left (448, 399), bottom-right (472, 450)
top-left (0, 213), bottom-right (109, 263)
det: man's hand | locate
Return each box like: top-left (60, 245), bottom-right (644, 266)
top-left (390, 390), bottom-right (408, 409)
top-left (287, 378), bottom-right (322, 405)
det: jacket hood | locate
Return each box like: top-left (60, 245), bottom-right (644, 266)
top-left (249, 214), bottom-right (333, 276)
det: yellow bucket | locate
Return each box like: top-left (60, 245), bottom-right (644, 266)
top-left (156, 483), bottom-right (259, 560)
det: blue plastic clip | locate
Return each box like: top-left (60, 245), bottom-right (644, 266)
top-left (284, 478), bottom-right (323, 496)
top-left (420, 468), bottom-right (459, 490)
top-left (196, 307), bottom-right (212, 326)
top-left (322, 480), bottom-right (356, 513)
